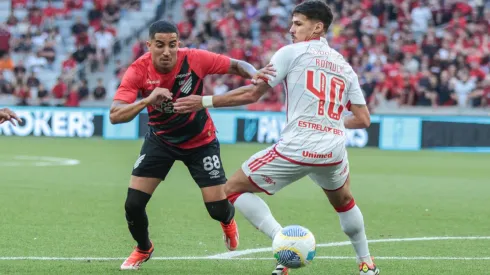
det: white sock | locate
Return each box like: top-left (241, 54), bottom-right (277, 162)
top-left (337, 202), bottom-right (372, 264)
top-left (234, 193), bottom-right (283, 240)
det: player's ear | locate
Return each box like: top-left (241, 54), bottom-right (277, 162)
top-left (313, 21), bottom-right (324, 35)
top-left (146, 40), bottom-right (151, 50)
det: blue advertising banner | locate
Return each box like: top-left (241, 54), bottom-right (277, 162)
top-left (2, 107), bottom-right (489, 153)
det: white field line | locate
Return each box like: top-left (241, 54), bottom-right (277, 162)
top-left (209, 236), bottom-right (490, 259)
top-left (1, 256), bottom-right (490, 261)
top-left (1, 236), bottom-right (489, 261)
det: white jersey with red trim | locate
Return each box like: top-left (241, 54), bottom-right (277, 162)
top-left (265, 37), bottom-right (366, 165)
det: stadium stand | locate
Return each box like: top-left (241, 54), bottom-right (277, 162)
top-left (1, 0), bottom-right (489, 112)
top-left (0, 0), bottom-right (171, 107)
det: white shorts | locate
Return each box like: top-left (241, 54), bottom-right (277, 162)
top-left (241, 146), bottom-right (350, 195)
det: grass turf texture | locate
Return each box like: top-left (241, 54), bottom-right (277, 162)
top-left (1, 137), bottom-right (489, 274)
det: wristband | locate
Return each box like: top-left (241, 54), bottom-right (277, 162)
top-left (202, 96), bottom-right (214, 108)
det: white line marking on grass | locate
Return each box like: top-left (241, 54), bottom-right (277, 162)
top-left (2, 256), bottom-right (490, 261)
top-left (209, 236), bottom-right (490, 259)
top-left (1, 236), bottom-right (489, 261)
top-left (0, 156), bottom-right (80, 167)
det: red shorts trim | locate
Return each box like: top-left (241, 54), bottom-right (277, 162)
top-left (248, 176), bottom-right (272, 195)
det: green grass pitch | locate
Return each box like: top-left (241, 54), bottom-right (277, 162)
top-left (1, 137), bottom-right (489, 274)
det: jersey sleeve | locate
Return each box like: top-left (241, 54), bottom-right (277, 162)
top-left (191, 49), bottom-right (231, 77)
top-left (266, 46), bottom-right (295, 88)
top-left (113, 66), bottom-right (143, 104)
top-left (346, 69), bottom-right (366, 106)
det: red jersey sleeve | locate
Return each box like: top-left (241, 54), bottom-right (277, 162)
top-left (113, 66), bottom-right (143, 103)
top-left (190, 49), bottom-right (231, 77)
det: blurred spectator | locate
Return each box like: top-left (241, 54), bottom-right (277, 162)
top-left (71, 16), bottom-right (88, 36)
top-left (26, 72), bottom-right (40, 88)
top-left (94, 25), bottom-right (114, 70)
top-left (78, 79), bottom-right (90, 100)
top-left (213, 78), bottom-right (229, 96)
top-left (93, 78), bottom-right (106, 100)
top-left (38, 83), bottom-right (50, 106)
top-left (15, 83), bottom-right (30, 106)
top-left (451, 70), bottom-right (478, 107)
top-left (103, 0), bottom-right (121, 25)
top-left (0, 24), bottom-right (11, 59)
top-left (0, 55), bottom-right (14, 71)
top-left (52, 77), bottom-right (67, 106)
top-left (65, 84), bottom-right (80, 107)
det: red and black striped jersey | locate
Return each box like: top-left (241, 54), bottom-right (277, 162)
top-left (114, 48), bottom-right (231, 149)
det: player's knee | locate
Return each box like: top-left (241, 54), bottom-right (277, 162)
top-left (125, 188), bottom-right (151, 214)
top-left (224, 181), bottom-right (235, 196)
top-left (339, 194), bottom-right (354, 207)
top-left (326, 183), bottom-right (354, 210)
top-left (205, 199), bottom-right (235, 224)
top-left (224, 178), bottom-right (247, 195)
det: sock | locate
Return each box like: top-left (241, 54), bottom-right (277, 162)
top-left (233, 193), bottom-right (282, 239)
top-left (125, 188), bottom-right (152, 251)
top-left (336, 199), bottom-right (372, 264)
top-left (205, 199), bottom-right (235, 225)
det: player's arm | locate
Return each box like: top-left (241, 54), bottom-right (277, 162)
top-left (227, 59), bottom-right (257, 78)
top-left (210, 80), bottom-right (271, 107)
top-left (344, 104), bottom-right (370, 129)
top-left (343, 70), bottom-right (370, 129)
top-left (110, 67), bottom-right (172, 124)
top-left (110, 89), bottom-right (172, 124)
top-left (219, 45), bottom-right (294, 101)
top-left (193, 49), bottom-right (274, 79)
top-left (110, 100), bottom-right (150, 124)
top-left (174, 47), bottom-right (292, 113)
top-left (173, 80), bottom-right (270, 113)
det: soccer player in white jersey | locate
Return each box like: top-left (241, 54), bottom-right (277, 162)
top-left (174, 1), bottom-right (379, 274)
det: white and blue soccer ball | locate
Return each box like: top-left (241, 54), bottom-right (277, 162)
top-left (272, 225), bottom-right (316, 268)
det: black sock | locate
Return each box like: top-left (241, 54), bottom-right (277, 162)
top-left (205, 199), bottom-right (235, 225)
top-left (125, 188), bottom-right (152, 251)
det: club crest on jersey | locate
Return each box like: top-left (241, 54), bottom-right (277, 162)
top-left (179, 77), bottom-right (192, 94)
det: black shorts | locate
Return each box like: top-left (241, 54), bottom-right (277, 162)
top-left (132, 132), bottom-right (227, 188)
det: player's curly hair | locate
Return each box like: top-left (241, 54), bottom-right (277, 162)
top-left (149, 20), bottom-right (179, 39)
top-left (292, 0), bottom-right (333, 33)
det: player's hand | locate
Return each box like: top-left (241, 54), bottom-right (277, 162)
top-left (144, 87), bottom-right (173, 106)
top-left (0, 108), bottom-right (22, 126)
top-left (173, 95), bottom-right (203, 113)
top-left (251, 64), bottom-right (276, 85)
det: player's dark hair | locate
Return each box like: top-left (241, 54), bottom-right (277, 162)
top-left (149, 20), bottom-right (179, 39)
top-left (292, 0), bottom-right (333, 33)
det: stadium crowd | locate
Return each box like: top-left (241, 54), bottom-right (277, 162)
top-left (167, 0), bottom-right (490, 111)
top-left (2, 0), bottom-right (490, 110)
top-left (0, 0), bottom-right (141, 106)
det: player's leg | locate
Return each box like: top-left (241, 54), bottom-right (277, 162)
top-left (227, 147), bottom-right (308, 275)
top-left (226, 147), bottom-right (307, 239)
top-left (184, 139), bottom-right (238, 250)
top-left (227, 168), bottom-right (290, 275)
top-left (121, 132), bottom-right (175, 270)
top-left (309, 158), bottom-right (379, 275)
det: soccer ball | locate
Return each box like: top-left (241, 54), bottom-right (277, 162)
top-left (272, 225), bottom-right (316, 268)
